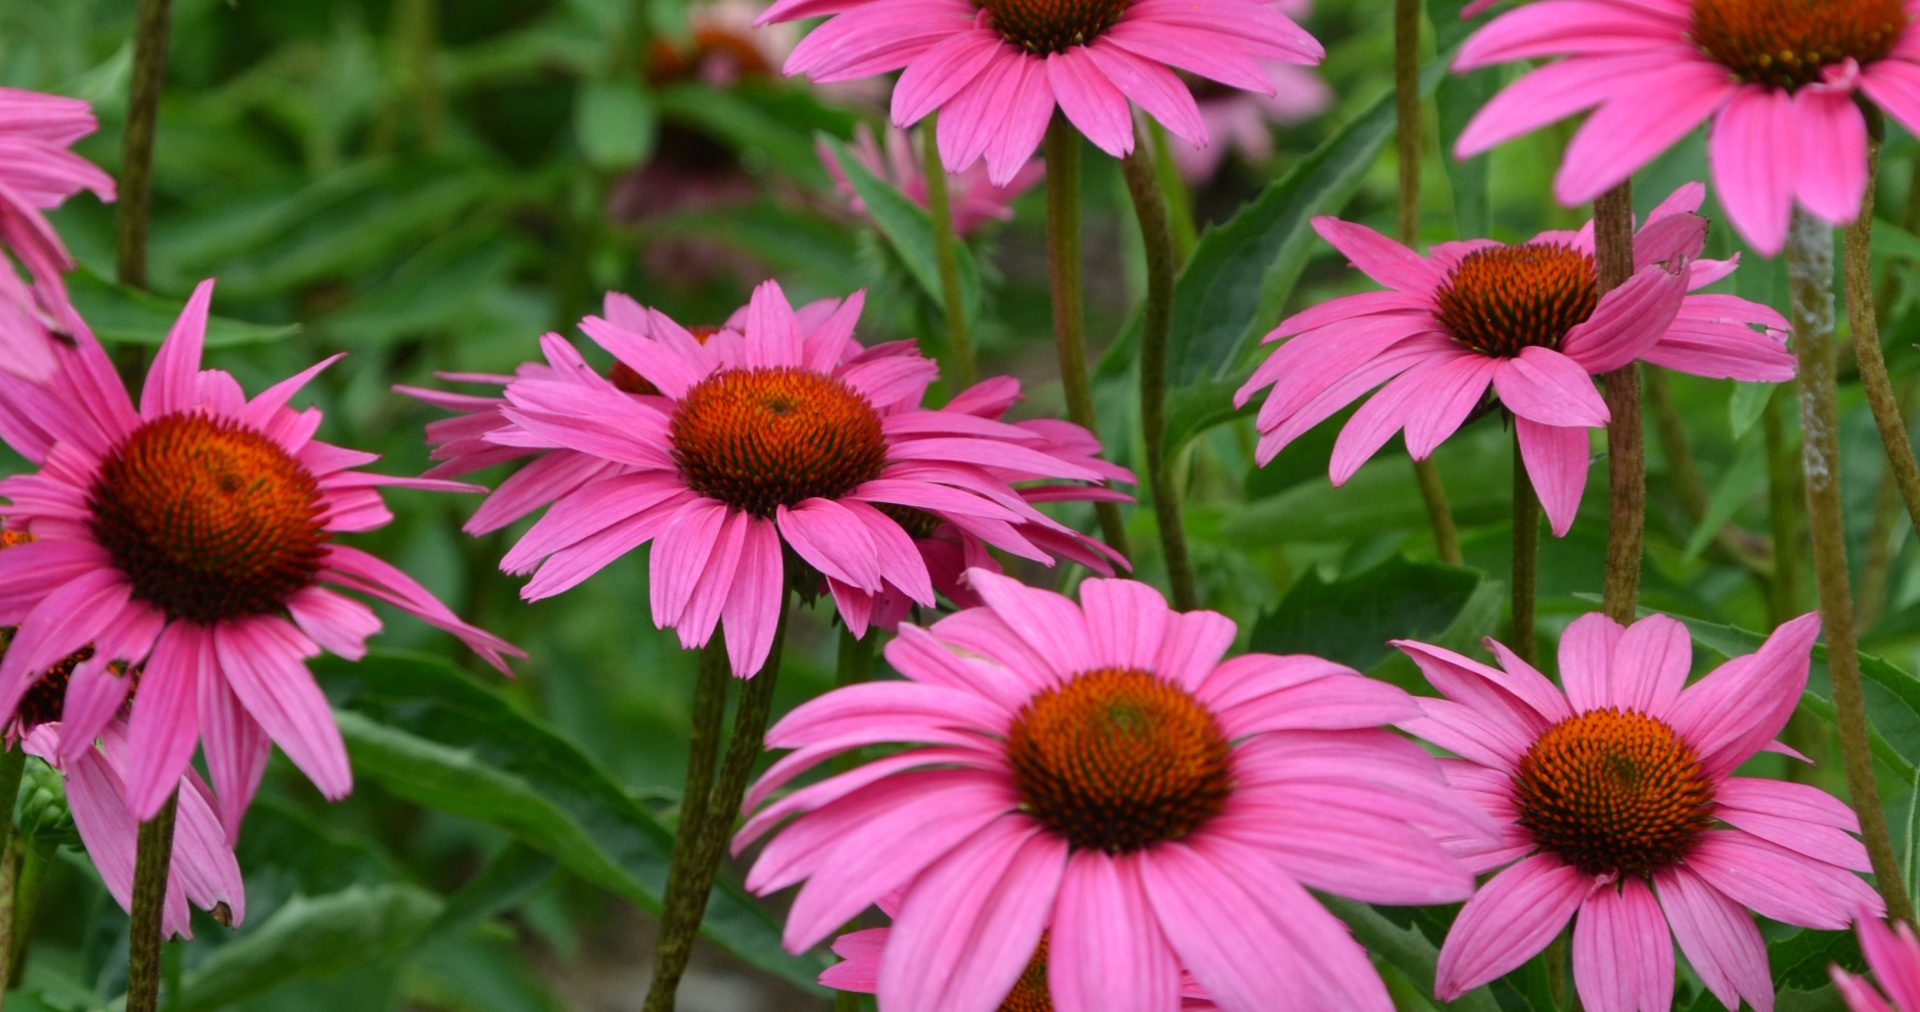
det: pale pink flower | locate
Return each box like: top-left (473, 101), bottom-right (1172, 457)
top-left (1836, 915), bottom-right (1920, 1012)
top-left (820, 123), bottom-right (1044, 237)
top-left (1453, 0), bottom-right (1920, 255)
top-left (448, 282), bottom-right (1122, 676)
top-left (0, 280), bottom-right (519, 831)
top-left (1168, 0), bottom-right (1333, 182)
top-left (759, 0), bottom-right (1324, 184)
top-left (1460, 0), bottom-right (1502, 14)
top-left (1398, 612), bottom-right (1882, 1012)
top-left (735, 569), bottom-right (1488, 1011)
top-left (1234, 182), bottom-right (1791, 537)
top-left (0, 87), bottom-right (115, 381)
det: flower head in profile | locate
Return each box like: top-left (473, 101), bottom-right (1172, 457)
top-left (1168, 0), bottom-right (1333, 182)
top-left (1397, 612), bottom-right (1881, 1012)
top-left (1836, 915), bottom-right (1920, 1011)
top-left (0, 87), bottom-right (115, 380)
top-left (0, 531), bottom-right (244, 940)
top-left (1235, 182), bottom-right (1791, 536)
top-left (760, 0), bottom-right (1323, 184)
top-left (820, 123), bottom-right (1043, 237)
top-left (1454, 0), bottom-right (1920, 254)
top-left (736, 570), bottom-right (1488, 1011)
top-left (0, 281), bottom-right (519, 833)
top-left (428, 282), bottom-right (1124, 675)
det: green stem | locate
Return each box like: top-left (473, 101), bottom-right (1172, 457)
top-left (1146, 121), bottom-right (1197, 261)
top-left (114, 0), bottom-right (174, 382)
top-left (10, 841), bottom-right (47, 987)
top-left (1118, 132), bottom-right (1197, 610)
top-left (1511, 428), bottom-right (1539, 665)
top-left (1859, 374), bottom-right (1918, 633)
top-left (1592, 182), bottom-right (1643, 624)
top-left (1044, 118), bottom-right (1131, 560)
top-left (1763, 387), bottom-right (1807, 625)
top-left (127, 790), bottom-right (179, 1012)
top-left (1785, 208), bottom-right (1915, 925)
top-left (1845, 119), bottom-right (1920, 548)
top-left (0, 749), bottom-right (22, 1008)
top-left (642, 598), bottom-right (792, 1012)
top-left (921, 115), bottom-right (976, 388)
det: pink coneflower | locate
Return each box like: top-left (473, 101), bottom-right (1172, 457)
top-left (1168, 0), bottom-right (1333, 182)
top-left (819, 123), bottom-right (1044, 237)
top-left (0, 528), bottom-right (244, 940)
top-left (0, 87), bottom-right (115, 381)
top-left (459, 281), bottom-right (1122, 675)
top-left (1453, 0), bottom-right (1920, 255)
top-left (1397, 612), bottom-right (1882, 1012)
top-left (760, 0), bottom-right (1324, 184)
top-left (735, 569), bottom-right (1488, 1011)
top-left (1234, 182), bottom-right (1791, 536)
top-left (0, 280), bottom-right (519, 831)
top-left (1836, 915), bottom-right (1920, 1011)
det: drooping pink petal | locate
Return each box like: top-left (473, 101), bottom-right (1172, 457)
top-left (1706, 86), bottom-right (1798, 255)
top-left (1655, 866), bottom-right (1774, 1012)
top-left (1792, 86), bottom-right (1869, 226)
top-left (1516, 418), bottom-right (1593, 538)
top-left (1047, 852), bottom-right (1182, 1012)
top-left (1572, 878), bottom-right (1674, 1012)
top-left (213, 617), bottom-right (351, 802)
top-left (1435, 854), bottom-right (1590, 998)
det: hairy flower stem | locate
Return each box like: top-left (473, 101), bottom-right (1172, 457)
top-left (1786, 210), bottom-right (1915, 925)
top-left (1846, 125), bottom-right (1920, 547)
top-left (921, 115), bottom-right (976, 388)
top-left (643, 601), bottom-right (792, 1012)
top-left (114, 0), bottom-right (174, 382)
top-left (1593, 182), bottom-right (1644, 623)
top-left (1044, 119), bottom-right (1131, 559)
top-left (0, 749), bottom-right (22, 1007)
top-left (126, 790), bottom-right (178, 1012)
top-left (1393, 0), bottom-right (1463, 566)
top-left (1120, 135), bottom-right (1197, 610)
top-left (1511, 430), bottom-right (1539, 665)
top-left (1859, 374), bottom-right (1919, 632)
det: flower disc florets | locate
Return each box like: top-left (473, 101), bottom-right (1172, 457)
top-left (979, 0), bottom-right (1131, 53)
top-left (1433, 242), bottom-right (1600, 357)
top-left (1691, 0), bottom-right (1907, 90)
top-left (1513, 707), bottom-right (1717, 878)
top-left (89, 413), bottom-right (328, 624)
top-left (1007, 668), bottom-right (1232, 854)
top-left (669, 366), bottom-right (889, 516)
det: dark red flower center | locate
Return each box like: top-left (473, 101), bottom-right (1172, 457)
top-left (0, 532), bottom-right (141, 731)
top-left (1000, 934), bottom-right (1053, 1011)
top-left (979, 0), bottom-right (1131, 54)
top-left (1513, 708), bottom-right (1717, 877)
top-left (648, 26), bottom-right (778, 84)
top-left (669, 366), bottom-right (888, 516)
top-left (608, 325), bottom-right (724, 395)
top-left (1007, 668), bottom-right (1232, 854)
top-left (90, 413), bottom-right (328, 624)
top-left (1433, 242), bottom-right (1599, 357)
top-left (1691, 0), bottom-right (1907, 90)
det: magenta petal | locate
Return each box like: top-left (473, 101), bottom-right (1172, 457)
top-left (1653, 866), bottom-right (1772, 1012)
top-left (213, 618), bottom-right (351, 801)
top-left (1791, 86), bottom-right (1869, 227)
top-left (1048, 852), bottom-right (1181, 1012)
top-left (198, 671), bottom-right (271, 842)
top-left (1516, 418), bottom-right (1592, 538)
top-left (1857, 916), bottom-right (1920, 1011)
top-left (1310, 217), bottom-right (1447, 294)
top-left (64, 746), bottom-right (140, 914)
top-left (1492, 347), bottom-right (1608, 427)
top-left (1608, 613), bottom-right (1693, 714)
top-left (1707, 86), bottom-right (1797, 255)
top-left (1572, 878), bottom-right (1674, 1012)
top-left (1436, 854), bottom-right (1590, 998)
top-left (1684, 831), bottom-right (1881, 929)
top-left (1557, 612), bottom-right (1624, 713)
top-left (1668, 612), bottom-right (1820, 776)
top-left (139, 279), bottom-right (215, 419)
top-left (721, 517), bottom-right (785, 677)
top-left (52, 658), bottom-right (131, 762)
top-left (123, 623), bottom-right (205, 821)
top-left (1046, 50), bottom-right (1132, 159)
top-left (1555, 61), bottom-right (1733, 205)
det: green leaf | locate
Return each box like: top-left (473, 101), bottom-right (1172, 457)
top-left (322, 651), bottom-right (823, 989)
top-left (1250, 556), bottom-right (1496, 678)
top-left (1728, 382), bottom-right (1774, 440)
top-left (413, 844), bottom-right (556, 954)
top-left (1767, 926), bottom-right (1864, 993)
top-left (1320, 898), bottom-right (1500, 1012)
top-left (818, 134), bottom-right (981, 327)
top-left (173, 884), bottom-right (441, 1012)
top-left (1227, 435), bottom-right (1511, 545)
top-left (1164, 366), bottom-right (1253, 454)
top-left (1679, 436), bottom-right (1766, 563)
top-left (575, 79), bottom-right (658, 171)
top-left (65, 268), bottom-right (300, 348)
top-left (1435, 65), bottom-right (1497, 238)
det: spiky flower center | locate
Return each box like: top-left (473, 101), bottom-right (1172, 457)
top-left (1007, 668), bottom-right (1232, 854)
top-left (90, 413), bottom-right (328, 624)
top-left (669, 366), bottom-right (888, 516)
top-left (1513, 708), bottom-right (1717, 877)
top-left (0, 532), bottom-right (139, 730)
top-left (1691, 0), bottom-right (1906, 90)
top-left (1433, 242), bottom-right (1600, 357)
top-left (979, 0), bottom-right (1130, 53)
top-left (607, 325), bottom-right (723, 396)
top-left (999, 935), bottom-right (1053, 1011)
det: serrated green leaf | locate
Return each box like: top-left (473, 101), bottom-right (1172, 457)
top-left (322, 651), bottom-right (824, 990)
top-left (65, 268), bottom-right (300, 348)
top-left (1320, 898), bottom-right (1500, 1012)
top-left (1768, 926), bottom-right (1864, 993)
top-left (819, 134), bottom-right (981, 327)
top-left (576, 79), bottom-right (658, 171)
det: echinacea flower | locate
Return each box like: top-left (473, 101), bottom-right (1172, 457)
top-left (1234, 182), bottom-right (1791, 536)
top-left (0, 531), bottom-right (244, 940)
top-left (1168, 0), bottom-right (1333, 182)
top-left (1453, 0), bottom-right (1920, 255)
top-left (760, 0), bottom-right (1324, 184)
top-left (448, 281), bottom-right (1124, 676)
top-left (820, 123), bottom-right (1044, 236)
top-left (1397, 612), bottom-right (1882, 1012)
top-left (0, 280), bottom-right (519, 832)
top-left (0, 87), bottom-right (115, 381)
top-left (735, 569), bottom-right (1488, 1011)
top-left (1835, 915), bottom-right (1920, 1011)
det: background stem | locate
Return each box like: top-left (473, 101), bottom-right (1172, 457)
top-left (1593, 182), bottom-right (1643, 623)
top-left (1119, 135), bottom-right (1196, 610)
top-left (1786, 209), bottom-right (1914, 924)
top-left (1043, 118), bottom-right (1131, 560)
top-left (126, 791), bottom-right (179, 1012)
top-left (1146, 121), bottom-right (1196, 262)
top-left (116, 0), bottom-right (173, 292)
top-left (1511, 428), bottom-right (1539, 664)
top-left (921, 115), bottom-right (976, 388)
top-left (1845, 125), bottom-right (1920, 543)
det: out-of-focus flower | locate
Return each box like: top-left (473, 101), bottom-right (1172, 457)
top-left (0, 281), bottom-right (519, 832)
top-left (0, 87), bottom-right (115, 380)
top-left (1836, 915), bottom-right (1920, 1012)
top-left (1398, 612), bottom-right (1881, 1012)
top-left (1235, 182), bottom-right (1790, 536)
top-left (737, 570), bottom-right (1488, 1010)
top-left (819, 123), bottom-right (1043, 236)
top-left (1167, 0), bottom-right (1333, 182)
top-left (1453, 0), bottom-right (1920, 254)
